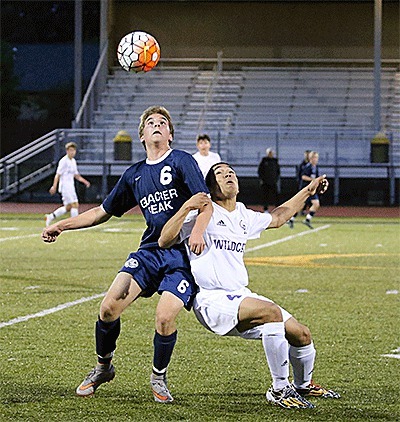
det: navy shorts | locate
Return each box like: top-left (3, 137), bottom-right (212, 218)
top-left (119, 244), bottom-right (197, 310)
top-left (306, 193), bottom-right (319, 205)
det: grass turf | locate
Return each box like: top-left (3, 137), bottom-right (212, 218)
top-left (0, 214), bottom-right (399, 421)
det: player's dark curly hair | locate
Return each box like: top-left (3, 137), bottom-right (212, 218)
top-left (205, 162), bottom-right (235, 191)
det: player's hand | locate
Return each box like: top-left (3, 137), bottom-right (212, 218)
top-left (49, 186), bottom-right (56, 195)
top-left (188, 231), bottom-right (206, 255)
top-left (41, 224), bottom-right (63, 243)
top-left (185, 192), bottom-right (211, 211)
top-left (307, 175), bottom-right (329, 196)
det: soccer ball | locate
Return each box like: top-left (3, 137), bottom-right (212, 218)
top-left (117, 31), bottom-right (160, 73)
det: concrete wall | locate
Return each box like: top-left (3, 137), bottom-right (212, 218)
top-left (109, 1), bottom-right (399, 61)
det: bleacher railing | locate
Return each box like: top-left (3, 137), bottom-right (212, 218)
top-left (72, 42), bottom-right (108, 129)
top-left (1, 127), bottom-right (398, 205)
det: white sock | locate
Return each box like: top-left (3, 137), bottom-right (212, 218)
top-left (306, 213), bottom-right (313, 221)
top-left (289, 341), bottom-right (316, 389)
top-left (53, 206), bottom-right (67, 218)
top-left (70, 207), bottom-right (79, 217)
top-left (262, 322), bottom-right (289, 391)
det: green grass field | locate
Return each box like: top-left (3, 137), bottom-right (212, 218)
top-left (1, 214), bottom-right (399, 421)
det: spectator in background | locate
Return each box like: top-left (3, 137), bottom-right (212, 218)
top-left (193, 134), bottom-right (221, 177)
top-left (287, 150), bottom-right (311, 228)
top-left (45, 142), bottom-right (90, 227)
top-left (300, 151), bottom-right (321, 229)
top-left (257, 148), bottom-right (280, 213)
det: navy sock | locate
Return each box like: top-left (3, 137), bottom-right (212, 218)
top-left (95, 316), bottom-right (121, 363)
top-left (152, 330), bottom-right (177, 376)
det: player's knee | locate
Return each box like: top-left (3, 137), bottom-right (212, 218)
top-left (294, 325), bottom-right (312, 346)
top-left (262, 302), bottom-right (283, 323)
top-left (100, 300), bottom-right (119, 321)
top-left (155, 311), bottom-right (176, 334)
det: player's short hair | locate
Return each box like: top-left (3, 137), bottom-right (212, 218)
top-left (65, 142), bottom-right (77, 150)
top-left (138, 105), bottom-right (174, 140)
top-left (205, 162), bottom-right (235, 191)
top-left (196, 134), bottom-right (211, 143)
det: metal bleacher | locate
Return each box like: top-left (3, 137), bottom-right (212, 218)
top-left (1, 60), bottom-right (399, 203)
top-left (89, 65), bottom-right (398, 164)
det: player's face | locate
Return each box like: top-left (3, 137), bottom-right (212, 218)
top-left (141, 113), bottom-right (172, 145)
top-left (66, 147), bottom-right (76, 158)
top-left (310, 154), bottom-right (319, 165)
top-left (197, 139), bottom-right (211, 154)
top-left (212, 164), bottom-right (239, 200)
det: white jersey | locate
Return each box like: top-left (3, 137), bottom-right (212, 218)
top-left (192, 151), bottom-right (221, 177)
top-left (180, 201), bottom-right (272, 291)
top-left (56, 155), bottom-right (78, 193)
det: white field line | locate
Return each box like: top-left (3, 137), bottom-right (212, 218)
top-left (1, 225), bottom-right (330, 328)
top-left (0, 293), bottom-right (106, 328)
top-left (245, 224), bottom-right (331, 253)
top-left (0, 225), bottom-right (144, 243)
top-left (0, 233), bottom-right (38, 242)
top-left (380, 354), bottom-right (400, 359)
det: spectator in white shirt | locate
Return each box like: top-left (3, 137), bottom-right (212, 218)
top-left (192, 134), bottom-right (221, 177)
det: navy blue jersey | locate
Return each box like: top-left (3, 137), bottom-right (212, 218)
top-left (300, 162), bottom-right (319, 189)
top-left (102, 149), bottom-right (208, 249)
top-left (297, 160), bottom-right (308, 189)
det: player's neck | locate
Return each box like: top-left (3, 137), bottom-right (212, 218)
top-left (146, 143), bottom-right (171, 161)
top-left (215, 197), bottom-right (236, 212)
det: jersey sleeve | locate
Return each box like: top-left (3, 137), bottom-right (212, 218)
top-left (56, 157), bottom-right (66, 175)
top-left (178, 153), bottom-right (209, 194)
top-left (177, 210), bottom-right (197, 243)
top-left (301, 163), bottom-right (312, 177)
top-left (72, 159), bottom-right (79, 175)
top-left (102, 170), bottom-right (138, 217)
top-left (245, 206), bottom-right (272, 239)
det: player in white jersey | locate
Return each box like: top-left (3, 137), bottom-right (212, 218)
top-left (159, 162), bottom-right (340, 409)
top-left (45, 142), bottom-right (90, 226)
top-left (192, 134), bottom-right (221, 177)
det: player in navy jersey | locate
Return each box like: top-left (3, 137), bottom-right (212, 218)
top-left (287, 150), bottom-right (310, 229)
top-left (159, 162), bottom-right (340, 409)
top-left (42, 106), bottom-right (211, 402)
top-left (300, 151), bottom-right (321, 229)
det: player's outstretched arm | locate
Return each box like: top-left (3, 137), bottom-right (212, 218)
top-left (269, 175), bottom-right (328, 228)
top-left (41, 206), bottom-right (111, 243)
top-left (188, 197), bottom-right (213, 255)
top-left (159, 193), bottom-right (211, 249)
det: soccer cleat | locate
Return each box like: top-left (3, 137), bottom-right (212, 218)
top-left (45, 214), bottom-right (54, 227)
top-left (76, 364), bottom-right (115, 397)
top-left (302, 219), bottom-right (314, 229)
top-left (295, 381), bottom-right (341, 399)
top-left (287, 220), bottom-right (294, 229)
top-left (266, 385), bottom-right (314, 409)
top-left (150, 373), bottom-right (174, 403)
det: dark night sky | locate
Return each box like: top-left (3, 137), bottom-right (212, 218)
top-left (1, 1), bottom-right (100, 44)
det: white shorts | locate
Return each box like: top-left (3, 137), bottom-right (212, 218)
top-left (193, 287), bottom-right (292, 338)
top-left (61, 187), bottom-right (78, 206)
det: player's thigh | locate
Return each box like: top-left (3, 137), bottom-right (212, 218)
top-left (101, 271), bottom-right (142, 318)
top-left (284, 316), bottom-right (312, 346)
top-left (156, 291), bottom-right (184, 324)
top-left (237, 297), bottom-right (282, 331)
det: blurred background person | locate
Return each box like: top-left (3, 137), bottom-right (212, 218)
top-left (45, 142), bottom-right (90, 226)
top-left (300, 151), bottom-right (321, 229)
top-left (288, 150), bottom-right (311, 228)
top-left (193, 134), bottom-right (221, 177)
top-left (257, 148), bottom-right (280, 213)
